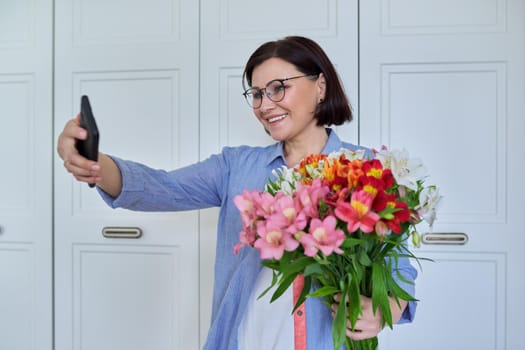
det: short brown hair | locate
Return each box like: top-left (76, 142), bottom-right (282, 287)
top-left (242, 36), bottom-right (353, 126)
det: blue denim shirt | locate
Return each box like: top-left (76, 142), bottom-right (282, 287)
top-left (99, 129), bottom-right (417, 350)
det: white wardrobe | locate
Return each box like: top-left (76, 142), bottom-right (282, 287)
top-left (1, 1), bottom-right (524, 349)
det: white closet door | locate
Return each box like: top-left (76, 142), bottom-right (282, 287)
top-left (0, 0), bottom-right (53, 349)
top-left (53, 1), bottom-right (200, 349)
top-left (198, 0), bottom-right (359, 345)
top-left (360, 1), bottom-right (525, 349)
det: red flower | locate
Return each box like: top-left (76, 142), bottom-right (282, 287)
top-left (361, 159), bottom-right (395, 190)
top-left (373, 192), bottom-right (410, 234)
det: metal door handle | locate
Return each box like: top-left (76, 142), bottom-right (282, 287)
top-left (421, 232), bottom-right (468, 245)
top-left (102, 227), bottom-right (142, 239)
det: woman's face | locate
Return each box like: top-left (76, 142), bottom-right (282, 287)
top-left (249, 57), bottom-right (325, 143)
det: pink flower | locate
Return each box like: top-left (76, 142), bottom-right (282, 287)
top-left (300, 215), bottom-right (345, 257)
top-left (294, 179), bottom-right (329, 218)
top-left (233, 229), bottom-right (257, 255)
top-left (268, 193), bottom-right (307, 234)
top-left (234, 190), bottom-right (260, 227)
top-left (254, 221), bottom-right (299, 260)
top-left (334, 190), bottom-right (380, 233)
top-left (255, 191), bottom-right (276, 217)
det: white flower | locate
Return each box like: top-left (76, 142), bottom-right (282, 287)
top-left (301, 163), bottom-right (320, 180)
top-left (376, 148), bottom-right (428, 191)
top-left (268, 166), bottom-right (300, 195)
top-left (278, 181), bottom-right (293, 196)
top-left (327, 148), bottom-right (367, 162)
top-left (347, 148), bottom-right (367, 161)
top-left (415, 185), bottom-right (442, 226)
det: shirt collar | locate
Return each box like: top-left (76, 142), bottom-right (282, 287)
top-left (321, 128), bottom-right (344, 153)
top-left (265, 128), bottom-right (343, 166)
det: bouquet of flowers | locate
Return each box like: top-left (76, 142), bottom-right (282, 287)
top-left (233, 147), bottom-right (441, 350)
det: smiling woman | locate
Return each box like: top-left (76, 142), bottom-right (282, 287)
top-left (57, 35), bottom-right (417, 350)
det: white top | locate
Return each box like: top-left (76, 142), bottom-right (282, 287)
top-left (238, 267), bottom-right (294, 349)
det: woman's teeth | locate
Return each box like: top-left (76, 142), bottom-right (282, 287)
top-left (268, 114), bottom-right (287, 123)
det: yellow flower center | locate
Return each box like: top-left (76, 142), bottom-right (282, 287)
top-left (363, 184), bottom-right (378, 196)
top-left (367, 168), bottom-right (382, 179)
top-left (351, 201), bottom-right (369, 217)
top-left (366, 168), bottom-right (383, 179)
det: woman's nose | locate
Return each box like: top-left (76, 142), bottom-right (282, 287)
top-left (259, 93), bottom-right (276, 111)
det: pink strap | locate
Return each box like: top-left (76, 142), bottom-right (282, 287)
top-left (293, 274), bottom-right (307, 350)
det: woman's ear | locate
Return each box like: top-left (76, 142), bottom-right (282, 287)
top-left (317, 73), bottom-right (326, 102)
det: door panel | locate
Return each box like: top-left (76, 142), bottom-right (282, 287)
top-left (379, 62), bottom-right (506, 224)
top-left (0, 0), bottom-right (53, 349)
top-left (360, 1), bottom-right (525, 349)
top-left (54, 1), bottom-right (200, 349)
top-left (72, 242), bottom-right (195, 350)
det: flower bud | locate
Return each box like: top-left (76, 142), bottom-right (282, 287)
top-left (375, 221), bottom-right (389, 236)
top-left (411, 230), bottom-right (422, 248)
top-left (294, 231), bottom-right (306, 241)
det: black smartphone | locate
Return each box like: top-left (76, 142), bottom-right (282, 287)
top-left (76, 95), bottom-right (100, 187)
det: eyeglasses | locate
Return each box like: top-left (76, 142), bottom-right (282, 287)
top-left (242, 74), bottom-right (318, 109)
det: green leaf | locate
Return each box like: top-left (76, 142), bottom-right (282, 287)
top-left (257, 270), bottom-right (278, 300)
top-left (341, 237), bottom-right (364, 249)
top-left (348, 274), bottom-right (361, 327)
top-left (308, 286), bottom-right (340, 298)
top-left (332, 288), bottom-right (348, 350)
top-left (303, 262), bottom-right (323, 277)
top-left (358, 250), bottom-right (372, 267)
top-left (270, 273), bottom-right (296, 303)
top-left (260, 259), bottom-right (279, 270)
top-left (279, 256), bottom-right (312, 276)
top-left (386, 276), bottom-right (418, 302)
top-left (371, 262), bottom-right (392, 328)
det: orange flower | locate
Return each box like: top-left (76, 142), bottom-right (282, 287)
top-left (298, 154), bottom-right (327, 184)
top-left (322, 157), bottom-right (349, 190)
top-left (346, 159), bottom-right (364, 190)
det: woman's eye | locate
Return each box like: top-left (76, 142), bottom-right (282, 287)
top-left (269, 84), bottom-right (285, 95)
top-left (253, 90), bottom-right (264, 99)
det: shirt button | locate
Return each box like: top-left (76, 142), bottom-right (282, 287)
top-left (297, 310), bottom-right (303, 316)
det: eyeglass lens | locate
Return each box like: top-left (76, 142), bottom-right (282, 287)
top-left (245, 80), bottom-right (286, 108)
top-left (243, 75), bottom-right (316, 109)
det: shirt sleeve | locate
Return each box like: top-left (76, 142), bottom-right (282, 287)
top-left (97, 152), bottom-right (229, 211)
top-left (391, 256), bottom-right (418, 324)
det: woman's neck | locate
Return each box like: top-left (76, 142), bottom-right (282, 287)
top-left (283, 127), bottom-right (329, 167)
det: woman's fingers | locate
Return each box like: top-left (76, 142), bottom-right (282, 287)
top-left (63, 154), bottom-right (101, 182)
top-left (58, 115), bottom-right (102, 184)
top-left (57, 115), bottom-right (87, 160)
top-left (331, 294), bottom-right (383, 340)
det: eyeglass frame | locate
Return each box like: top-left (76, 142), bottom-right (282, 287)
top-left (242, 74), bottom-right (319, 109)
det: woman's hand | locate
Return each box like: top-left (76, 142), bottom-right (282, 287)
top-left (332, 294), bottom-right (408, 340)
top-left (57, 114), bottom-right (101, 184)
top-left (57, 114), bottom-right (122, 197)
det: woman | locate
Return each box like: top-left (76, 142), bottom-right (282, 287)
top-left (58, 36), bottom-right (417, 349)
